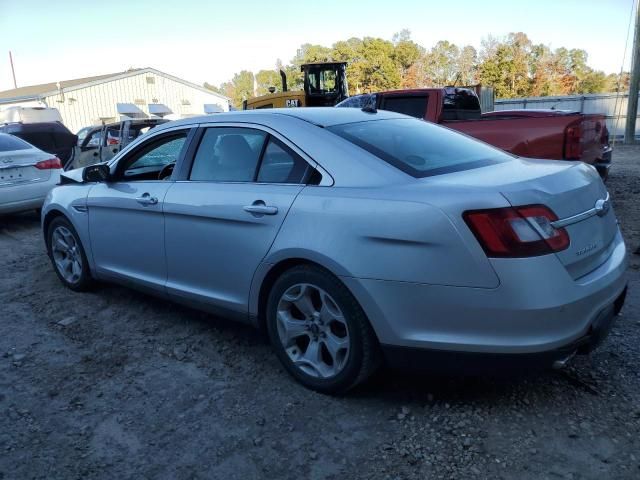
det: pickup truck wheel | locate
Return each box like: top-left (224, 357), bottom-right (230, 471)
top-left (47, 217), bottom-right (93, 292)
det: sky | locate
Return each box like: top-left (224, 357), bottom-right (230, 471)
top-left (0, 0), bottom-right (635, 92)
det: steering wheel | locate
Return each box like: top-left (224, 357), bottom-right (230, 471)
top-left (158, 163), bottom-right (175, 180)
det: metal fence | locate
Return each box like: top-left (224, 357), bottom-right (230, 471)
top-left (494, 92), bottom-right (636, 138)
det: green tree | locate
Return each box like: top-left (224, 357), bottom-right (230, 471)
top-left (333, 37), bottom-right (366, 93)
top-left (255, 69), bottom-right (282, 96)
top-left (478, 32), bottom-right (532, 98)
top-left (210, 31), bottom-right (617, 102)
top-left (579, 70), bottom-right (607, 94)
top-left (220, 70), bottom-right (255, 109)
top-left (392, 30), bottom-right (423, 88)
top-left (423, 41), bottom-right (460, 86)
top-left (359, 37), bottom-right (402, 91)
top-left (457, 46), bottom-right (478, 85)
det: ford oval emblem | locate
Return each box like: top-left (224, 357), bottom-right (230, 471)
top-left (595, 198), bottom-right (610, 217)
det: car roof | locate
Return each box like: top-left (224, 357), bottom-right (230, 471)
top-left (157, 107), bottom-right (407, 130)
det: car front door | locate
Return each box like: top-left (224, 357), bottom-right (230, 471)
top-left (163, 125), bottom-right (312, 316)
top-left (73, 127), bottom-right (104, 169)
top-left (100, 125), bottom-right (122, 163)
top-left (87, 127), bottom-right (193, 292)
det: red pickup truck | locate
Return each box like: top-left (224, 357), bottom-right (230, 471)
top-left (336, 88), bottom-right (612, 178)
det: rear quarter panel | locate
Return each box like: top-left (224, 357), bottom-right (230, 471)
top-left (263, 185), bottom-right (501, 289)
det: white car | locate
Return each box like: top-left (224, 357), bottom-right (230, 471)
top-left (0, 133), bottom-right (62, 215)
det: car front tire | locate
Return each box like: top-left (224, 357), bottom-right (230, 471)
top-left (266, 265), bottom-right (381, 394)
top-left (47, 216), bottom-right (93, 291)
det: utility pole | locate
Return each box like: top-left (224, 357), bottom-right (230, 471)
top-left (9, 51), bottom-right (17, 89)
top-left (625, 0), bottom-right (640, 144)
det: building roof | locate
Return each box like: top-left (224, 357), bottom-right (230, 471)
top-left (0, 71), bottom-right (136, 100)
top-left (0, 68), bottom-right (229, 103)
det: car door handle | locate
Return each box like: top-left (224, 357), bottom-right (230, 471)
top-left (136, 193), bottom-right (158, 205)
top-left (243, 202), bottom-right (278, 215)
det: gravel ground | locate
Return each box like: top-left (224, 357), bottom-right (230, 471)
top-left (0, 148), bottom-right (639, 480)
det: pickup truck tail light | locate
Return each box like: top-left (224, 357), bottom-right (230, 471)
top-left (463, 205), bottom-right (569, 258)
top-left (35, 157), bottom-right (63, 170)
top-left (564, 121), bottom-right (583, 160)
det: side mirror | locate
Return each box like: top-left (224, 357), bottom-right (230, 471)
top-left (82, 163), bottom-right (110, 182)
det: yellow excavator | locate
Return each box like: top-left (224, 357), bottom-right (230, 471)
top-left (243, 62), bottom-right (348, 110)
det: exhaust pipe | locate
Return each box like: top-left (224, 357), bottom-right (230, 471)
top-left (280, 70), bottom-right (288, 92)
top-left (552, 351), bottom-right (576, 369)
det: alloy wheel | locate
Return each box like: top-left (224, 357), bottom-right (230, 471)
top-left (276, 283), bottom-right (350, 379)
top-left (51, 226), bottom-right (83, 284)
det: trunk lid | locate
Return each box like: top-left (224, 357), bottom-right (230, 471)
top-left (495, 160), bottom-right (616, 279)
top-left (0, 149), bottom-right (51, 186)
top-left (425, 158), bottom-right (618, 279)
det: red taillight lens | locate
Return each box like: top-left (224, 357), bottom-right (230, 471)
top-left (107, 138), bottom-right (119, 145)
top-left (564, 122), bottom-right (583, 160)
top-left (35, 157), bottom-right (62, 170)
top-left (463, 205), bottom-right (569, 258)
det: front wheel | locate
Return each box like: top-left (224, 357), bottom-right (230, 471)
top-left (47, 216), bottom-right (93, 291)
top-left (266, 265), bottom-right (380, 394)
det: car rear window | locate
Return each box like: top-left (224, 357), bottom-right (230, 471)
top-left (327, 118), bottom-right (512, 177)
top-left (0, 134), bottom-right (32, 152)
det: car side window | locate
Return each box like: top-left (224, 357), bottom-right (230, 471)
top-left (85, 130), bottom-right (102, 148)
top-left (190, 127), bottom-right (267, 182)
top-left (257, 137), bottom-right (309, 184)
top-left (117, 132), bottom-right (188, 181)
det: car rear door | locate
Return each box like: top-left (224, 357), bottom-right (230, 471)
top-left (86, 127), bottom-right (193, 292)
top-left (163, 124), bottom-right (311, 315)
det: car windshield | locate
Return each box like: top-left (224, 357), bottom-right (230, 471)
top-left (0, 134), bottom-right (32, 152)
top-left (327, 118), bottom-right (512, 177)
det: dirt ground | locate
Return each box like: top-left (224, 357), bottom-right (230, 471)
top-left (1, 147), bottom-right (639, 480)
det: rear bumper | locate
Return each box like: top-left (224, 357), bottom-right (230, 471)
top-left (0, 173), bottom-right (60, 214)
top-left (341, 229), bottom-right (628, 357)
top-left (381, 286), bottom-right (627, 372)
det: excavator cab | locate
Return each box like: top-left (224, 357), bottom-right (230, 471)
top-left (302, 62), bottom-right (348, 107)
top-left (243, 61), bottom-right (348, 110)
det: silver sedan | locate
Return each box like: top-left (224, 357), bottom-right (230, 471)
top-left (42, 108), bottom-right (628, 393)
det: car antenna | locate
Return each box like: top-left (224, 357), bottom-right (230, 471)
top-left (361, 94), bottom-right (377, 113)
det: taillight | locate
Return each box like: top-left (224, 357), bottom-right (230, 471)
top-left (35, 157), bottom-right (62, 170)
top-left (564, 121), bottom-right (583, 160)
top-left (463, 205), bottom-right (569, 258)
top-left (107, 138), bottom-right (119, 145)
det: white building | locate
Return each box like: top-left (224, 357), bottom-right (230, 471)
top-left (0, 68), bottom-right (230, 132)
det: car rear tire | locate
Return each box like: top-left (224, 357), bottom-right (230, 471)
top-left (47, 216), bottom-right (93, 291)
top-left (266, 265), bottom-right (380, 394)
